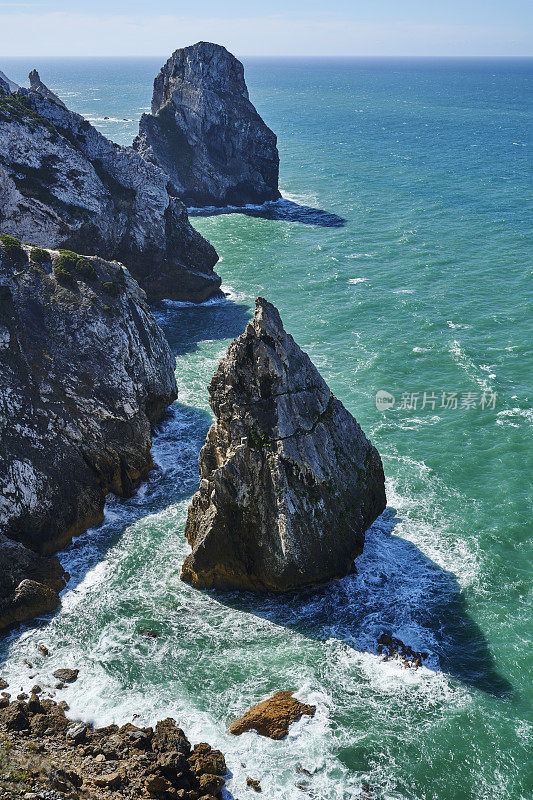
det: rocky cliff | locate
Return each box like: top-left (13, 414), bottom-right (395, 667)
top-left (181, 298), bottom-right (386, 592)
top-left (0, 77), bottom-right (220, 301)
top-left (0, 236), bottom-right (178, 630)
top-left (134, 42), bottom-right (280, 207)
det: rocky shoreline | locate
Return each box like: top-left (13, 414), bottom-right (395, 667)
top-left (0, 687), bottom-right (228, 799)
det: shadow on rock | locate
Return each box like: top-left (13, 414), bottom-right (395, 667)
top-left (209, 508), bottom-right (512, 698)
top-left (188, 198), bottom-right (347, 228)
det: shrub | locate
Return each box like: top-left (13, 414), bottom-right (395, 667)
top-left (53, 250), bottom-right (97, 286)
top-left (30, 247), bottom-right (50, 265)
top-left (0, 234), bottom-right (26, 265)
top-left (75, 257), bottom-right (97, 281)
top-left (53, 261), bottom-right (75, 287)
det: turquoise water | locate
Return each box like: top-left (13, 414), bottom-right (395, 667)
top-left (1, 58), bottom-right (532, 799)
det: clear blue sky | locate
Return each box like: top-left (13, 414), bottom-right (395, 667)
top-left (0, 0), bottom-right (531, 57)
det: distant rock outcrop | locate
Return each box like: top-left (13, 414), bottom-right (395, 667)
top-left (0, 78), bottom-right (220, 301)
top-left (28, 69), bottom-right (66, 108)
top-left (0, 237), bottom-right (178, 629)
top-left (134, 42), bottom-right (280, 207)
top-left (181, 297), bottom-right (386, 591)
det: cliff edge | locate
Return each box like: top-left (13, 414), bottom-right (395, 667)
top-left (0, 236), bottom-right (178, 629)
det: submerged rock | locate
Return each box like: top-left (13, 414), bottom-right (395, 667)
top-left (0, 240), bottom-right (178, 629)
top-left (181, 297), bottom-right (386, 591)
top-left (0, 78), bottom-right (220, 301)
top-left (230, 691), bottom-right (316, 740)
top-left (134, 41), bottom-right (280, 207)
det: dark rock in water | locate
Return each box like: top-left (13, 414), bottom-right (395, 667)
top-left (28, 70), bottom-right (66, 108)
top-left (0, 81), bottom-right (220, 301)
top-left (0, 241), bottom-right (178, 629)
top-left (134, 41), bottom-right (280, 207)
top-left (53, 669), bottom-right (79, 684)
top-left (247, 776), bottom-right (262, 792)
top-left (181, 297), bottom-right (386, 591)
top-left (0, 535), bottom-right (67, 630)
top-left (230, 691), bottom-right (315, 740)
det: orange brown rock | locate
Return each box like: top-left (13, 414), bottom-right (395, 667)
top-left (229, 691), bottom-right (316, 740)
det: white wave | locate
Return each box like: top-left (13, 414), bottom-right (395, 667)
top-left (348, 277), bottom-right (368, 285)
top-left (496, 407), bottom-right (532, 427)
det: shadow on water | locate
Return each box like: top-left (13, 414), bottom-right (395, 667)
top-left (208, 509), bottom-right (513, 698)
top-left (151, 297), bottom-right (252, 358)
top-left (188, 198), bottom-right (347, 228)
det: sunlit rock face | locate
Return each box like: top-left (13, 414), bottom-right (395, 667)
top-left (0, 240), bottom-right (178, 630)
top-left (134, 42), bottom-right (281, 207)
top-left (0, 78), bottom-right (220, 302)
top-left (182, 297), bottom-right (386, 592)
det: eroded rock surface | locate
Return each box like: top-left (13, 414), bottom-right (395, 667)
top-left (0, 238), bottom-right (177, 629)
top-left (0, 78), bottom-right (220, 301)
top-left (230, 691), bottom-right (316, 740)
top-left (181, 297), bottom-right (386, 591)
top-left (134, 42), bottom-right (280, 207)
top-left (0, 699), bottom-right (227, 799)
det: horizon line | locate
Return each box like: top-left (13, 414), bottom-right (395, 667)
top-left (2, 53), bottom-right (533, 59)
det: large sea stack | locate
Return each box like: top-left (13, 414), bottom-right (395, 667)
top-left (181, 298), bottom-right (386, 591)
top-left (0, 76), bottom-right (220, 301)
top-left (134, 42), bottom-right (281, 207)
top-left (0, 237), bottom-right (178, 629)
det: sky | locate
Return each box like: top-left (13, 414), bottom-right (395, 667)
top-left (0, 0), bottom-right (532, 57)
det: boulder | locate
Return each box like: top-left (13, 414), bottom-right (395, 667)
top-left (181, 297), bottom-right (387, 591)
top-left (134, 42), bottom-right (280, 207)
top-left (229, 691), bottom-right (315, 740)
top-left (0, 83), bottom-right (220, 301)
top-left (53, 669), bottom-right (79, 684)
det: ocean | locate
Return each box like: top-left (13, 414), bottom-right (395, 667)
top-left (0, 56), bottom-right (531, 799)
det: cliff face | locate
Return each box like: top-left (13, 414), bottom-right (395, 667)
top-left (0, 79), bottom-right (220, 302)
top-left (181, 298), bottom-right (387, 592)
top-left (134, 42), bottom-right (280, 207)
top-left (0, 237), bottom-right (178, 629)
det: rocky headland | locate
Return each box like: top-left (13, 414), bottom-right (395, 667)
top-left (181, 297), bottom-right (386, 591)
top-left (0, 236), bottom-right (178, 630)
top-left (134, 42), bottom-right (280, 207)
top-left (0, 76), bottom-right (220, 302)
